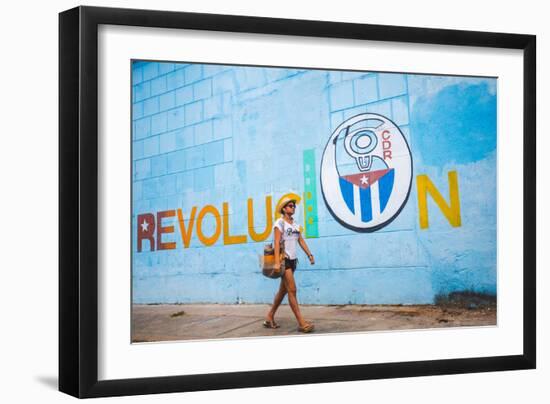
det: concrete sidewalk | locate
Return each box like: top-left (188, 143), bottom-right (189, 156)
top-left (131, 303), bottom-right (496, 343)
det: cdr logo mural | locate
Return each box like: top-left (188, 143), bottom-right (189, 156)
top-left (136, 114), bottom-right (462, 252)
top-left (320, 113), bottom-right (413, 232)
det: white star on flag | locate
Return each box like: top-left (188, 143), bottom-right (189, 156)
top-left (141, 219), bottom-right (149, 232)
top-left (360, 175), bottom-right (369, 185)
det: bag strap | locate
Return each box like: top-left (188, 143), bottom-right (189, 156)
top-left (278, 217), bottom-right (286, 259)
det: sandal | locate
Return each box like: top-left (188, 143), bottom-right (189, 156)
top-left (297, 323), bottom-right (315, 333)
top-left (263, 320), bottom-right (280, 329)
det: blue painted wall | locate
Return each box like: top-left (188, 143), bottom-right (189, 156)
top-left (132, 61), bottom-right (496, 305)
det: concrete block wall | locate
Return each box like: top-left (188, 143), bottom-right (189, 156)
top-left (132, 61), bottom-right (497, 305)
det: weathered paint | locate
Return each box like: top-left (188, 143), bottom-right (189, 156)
top-left (131, 61), bottom-right (497, 304)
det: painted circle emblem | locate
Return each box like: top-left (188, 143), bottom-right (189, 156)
top-left (320, 113), bottom-right (413, 232)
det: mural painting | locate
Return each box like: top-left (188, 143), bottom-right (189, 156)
top-left (131, 61), bottom-right (497, 341)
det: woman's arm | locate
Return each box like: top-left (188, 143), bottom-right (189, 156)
top-left (274, 226), bottom-right (282, 268)
top-left (298, 233), bottom-right (315, 264)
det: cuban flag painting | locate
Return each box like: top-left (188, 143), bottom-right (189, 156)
top-left (338, 168), bottom-right (395, 222)
top-left (321, 113), bottom-right (412, 232)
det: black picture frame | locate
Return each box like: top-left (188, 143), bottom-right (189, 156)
top-left (59, 5), bottom-right (536, 398)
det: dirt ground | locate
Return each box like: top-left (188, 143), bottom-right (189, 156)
top-left (132, 301), bottom-right (496, 343)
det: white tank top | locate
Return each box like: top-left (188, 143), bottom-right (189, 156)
top-left (274, 217), bottom-right (301, 259)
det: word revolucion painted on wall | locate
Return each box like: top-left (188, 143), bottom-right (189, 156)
top-left (136, 170), bottom-right (461, 252)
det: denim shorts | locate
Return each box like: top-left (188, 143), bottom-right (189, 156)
top-left (283, 258), bottom-right (298, 272)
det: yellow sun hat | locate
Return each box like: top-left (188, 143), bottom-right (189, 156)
top-left (279, 196), bottom-right (297, 213)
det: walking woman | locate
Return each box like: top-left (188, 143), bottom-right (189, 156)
top-left (264, 196), bottom-right (316, 333)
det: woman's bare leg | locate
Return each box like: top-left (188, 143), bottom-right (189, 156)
top-left (266, 280), bottom-right (286, 322)
top-left (282, 268), bottom-right (308, 327)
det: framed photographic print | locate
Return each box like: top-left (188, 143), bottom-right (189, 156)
top-left (59, 5), bottom-right (536, 398)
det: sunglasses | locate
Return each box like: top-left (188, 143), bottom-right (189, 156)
top-left (285, 204), bottom-right (296, 208)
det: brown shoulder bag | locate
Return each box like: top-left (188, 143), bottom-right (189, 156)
top-left (260, 220), bottom-right (286, 279)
